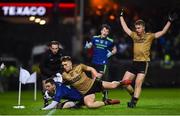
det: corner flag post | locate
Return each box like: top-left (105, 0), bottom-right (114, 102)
top-left (34, 74), bottom-right (37, 101)
top-left (13, 81), bottom-right (25, 109)
top-left (13, 68), bottom-right (37, 109)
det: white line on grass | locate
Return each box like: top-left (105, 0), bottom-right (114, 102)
top-left (46, 109), bottom-right (56, 116)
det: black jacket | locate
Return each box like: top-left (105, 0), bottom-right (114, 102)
top-left (39, 49), bottom-right (63, 78)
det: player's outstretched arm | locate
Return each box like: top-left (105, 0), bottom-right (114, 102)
top-left (154, 21), bottom-right (171, 39)
top-left (155, 12), bottom-right (178, 38)
top-left (119, 9), bottom-right (132, 36)
top-left (86, 66), bottom-right (102, 78)
top-left (41, 101), bottom-right (58, 110)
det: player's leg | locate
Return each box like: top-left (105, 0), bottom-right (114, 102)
top-left (127, 61), bottom-right (148, 108)
top-left (102, 79), bottom-right (132, 89)
top-left (57, 101), bottom-right (77, 109)
top-left (83, 79), bottom-right (105, 108)
top-left (91, 64), bottom-right (109, 101)
top-left (84, 94), bottom-right (105, 108)
top-left (122, 71), bottom-right (136, 96)
top-left (100, 65), bottom-right (109, 101)
top-left (128, 73), bottom-right (145, 108)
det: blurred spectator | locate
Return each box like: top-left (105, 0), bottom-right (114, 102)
top-left (160, 54), bottom-right (174, 69)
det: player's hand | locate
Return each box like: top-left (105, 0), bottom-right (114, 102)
top-left (41, 108), bottom-right (46, 110)
top-left (93, 72), bottom-right (102, 79)
top-left (84, 41), bottom-right (92, 49)
top-left (168, 12), bottom-right (178, 22)
top-left (56, 73), bottom-right (61, 77)
top-left (120, 9), bottom-right (124, 17)
top-left (107, 50), bottom-right (113, 58)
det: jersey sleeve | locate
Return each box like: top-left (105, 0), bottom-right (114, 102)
top-left (130, 32), bottom-right (136, 40)
top-left (42, 101), bottom-right (58, 110)
top-left (150, 33), bottom-right (155, 40)
top-left (62, 72), bottom-right (69, 81)
top-left (80, 64), bottom-right (88, 71)
top-left (107, 37), bottom-right (116, 50)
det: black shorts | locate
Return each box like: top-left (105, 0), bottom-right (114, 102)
top-left (91, 64), bottom-right (107, 74)
top-left (84, 80), bottom-right (103, 96)
top-left (128, 61), bottom-right (149, 75)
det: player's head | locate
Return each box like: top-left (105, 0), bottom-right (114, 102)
top-left (100, 24), bottom-right (111, 38)
top-left (61, 56), bottom-right (72, 72)
top-left (134, 19), bottom-right (145, 36)
top-left (45, 78), bottom-right (56, 93)
top-left (48, 41), bottom-right (60, 54)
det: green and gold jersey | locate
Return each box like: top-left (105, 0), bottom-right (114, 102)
top-left (62, 64), bottom-right (95, 95)
top-left (130, 32), bottom-right (155, 61)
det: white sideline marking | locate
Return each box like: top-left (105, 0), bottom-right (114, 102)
top-left (46, 109), bottom-right (56, 116)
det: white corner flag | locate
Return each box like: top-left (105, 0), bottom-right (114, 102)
top-left (13, 67), bottom-right (37, 109)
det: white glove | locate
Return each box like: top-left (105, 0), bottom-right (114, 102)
top-left (107, 50), bottom-right (113, 58)
top-left (44, 91), bottom-right (53, 100)
top-left (84, 41), bottom-right (92, 49)
top-left (53, 73), bottom-right (63, 83)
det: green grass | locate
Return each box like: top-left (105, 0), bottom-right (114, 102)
top-left (0, 88), bottom-right (180, 115)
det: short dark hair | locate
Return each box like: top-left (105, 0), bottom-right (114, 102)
top-left (61, 56), bottom-right (72, 62)
top-left (48, 40), bottom-right (60, 47)
top-left (134, 19), bottom-right (145, 27)
top-left (100, 24), bottom-right (111, 32)
top-left (45, 78), bottom-right (55, 85)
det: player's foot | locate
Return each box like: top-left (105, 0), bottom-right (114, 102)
top-left (119, 80), bottom-right (132, 86)
top-left (127, 101), bottom-right (136, 108)
top-left (104, 99), bottom-right (120, 105)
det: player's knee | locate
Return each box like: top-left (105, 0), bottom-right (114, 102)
top-left (62, 101), bottom-right (76, 109)
top-left (111, 84), bottom-right (118, 88)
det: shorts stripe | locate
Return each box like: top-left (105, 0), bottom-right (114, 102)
top-left (103, 65), bottom-right (107, 73)
top-left (144, 62), bottom-right (149, 76)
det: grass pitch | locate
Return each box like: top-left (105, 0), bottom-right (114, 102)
top-left (0, 88), bottom-right (180, 115)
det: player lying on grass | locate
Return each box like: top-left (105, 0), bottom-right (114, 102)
top-left (61, 56), bottom-right (132, 108)
top-left (42, 78), bottom-right (127, 110)
top-left (41, 78), bottom-right (84, 110)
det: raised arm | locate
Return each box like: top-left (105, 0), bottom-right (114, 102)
top-left (155, 12), bottom-right (178, 38)
top-left (154, 21), bottom-right (171, 38)
top-left (120, 16), bottom-right (132, 36)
